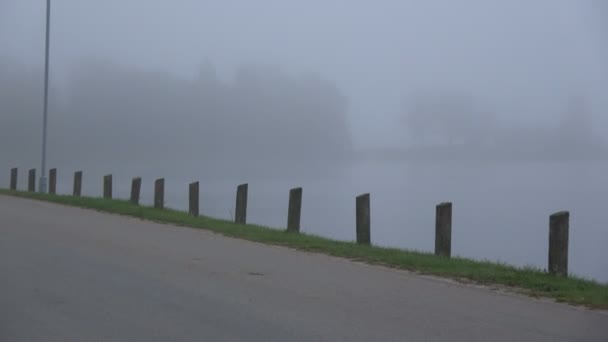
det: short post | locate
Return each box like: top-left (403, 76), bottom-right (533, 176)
top-left (287, 187), bottom-right (303, 233)
top-left (10, 168), bottom-right (17, 190)
top-left (103, 174), bottom-right (112, 199)
top-left (49, 168), bottom-right (57, 194)
top-left (549, 211), bottom-right (569, 276)
top-left (235, 183), bottom-right (248, 224)
top-left (73, 171), bottom-right (82, 197)
top-left (130, 177), bottom-right (141, 205)
top-left (28, 169), bottom-right (36, 192)
top-left (356, 193), bottom-right (371, 245)
top-left (154, 178), bottom-right (164, 209)
top-left (189, 181), bottom-right (199, 217)
top-left (435, 202), bottom-right (452, 257)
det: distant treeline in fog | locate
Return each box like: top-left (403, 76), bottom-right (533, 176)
top-left (2, 57), bottom-right (605, 178)
top-left (392, 93), bottom-right (607, 162)
top-left (0, 57), bottom-right (354, 176)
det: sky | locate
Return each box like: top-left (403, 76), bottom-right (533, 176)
top-left (1, 0), bottom-right (607, 147)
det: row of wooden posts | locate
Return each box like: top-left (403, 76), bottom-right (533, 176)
top-left (7, 167), bottom-right (571, 277)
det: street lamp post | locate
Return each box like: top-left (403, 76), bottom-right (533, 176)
top-left (39, 0), bottom-right (51, 193)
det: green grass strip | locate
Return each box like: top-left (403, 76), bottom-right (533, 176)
top-left (1, 189), bottom-right (606, 309)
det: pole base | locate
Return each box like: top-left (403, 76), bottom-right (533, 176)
top-left (39, 176), bottom-right (47, 193)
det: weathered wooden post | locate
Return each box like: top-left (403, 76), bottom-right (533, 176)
top-left (49, 168), bottom-right (57, 194)
top-left (356, 193), bottom-right (371, 245)
top-left (73, 171), bottom-right (82, 197)
top-left (28, 169), bottom-right (36, 192)
top-left (189, 181), bottom-right (199, 217)
top-left (235, 183), bottom-right (248, 224)
top-left (549, 211), bottom-right (569, 276)
top-left (10, 168), bottom-right (17, 190)
top-left (130, 177), bottom-right (141, 205)
top-left (287, 187), bottom-right (303, 233)
top-left (154, 178), bottom-right (164, 209)
top-left (435, 202), bottom-right (452, 258)
top-left (103, 174), bottom-right (112, 199)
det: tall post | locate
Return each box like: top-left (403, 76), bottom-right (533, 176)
top-left (103, 174), bottom-right (112, 199)
top-left (287, 187), bottom-right (303, 233)
top-left (549, 211), bottom-right (569, 276)
top-left (10, 168), bottom-right (18, 190)
top-left (130, 177), bottom-right (141, 205)
top-left (435, 202), bottom-right (452, 258)
top-left (73, 171), bottom-right (82, 197)
top-left (235, 183), bottom-right (248, 224)
top-left (28, 169), bottom-right (36, 192)
top-left (356, 193), bottom-right (371, 245)
top-left (39, 0), bottom-right (51, 193)
top-left (154, 178), bottom-right (164, 209)
top-left (48, 168), bottom-right (57, 194)
top-left (189, 181), bottom-right (199, 217)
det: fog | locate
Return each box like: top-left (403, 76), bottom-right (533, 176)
top-left (1, 1), bottom-right (607, 282)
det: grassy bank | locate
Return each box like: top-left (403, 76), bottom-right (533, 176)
top-left (1, 188), bottom-right (606, 309)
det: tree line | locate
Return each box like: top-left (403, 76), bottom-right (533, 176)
top-left (0, 58), bottom-right (354, 178)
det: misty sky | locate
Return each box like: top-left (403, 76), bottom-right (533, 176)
top-left (1, 0), bottom-right (607, 147)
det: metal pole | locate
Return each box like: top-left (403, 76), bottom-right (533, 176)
top-left (39, 0), bottom-right (51, 193)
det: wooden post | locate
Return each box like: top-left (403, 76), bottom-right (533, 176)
top-left (287, 187), bottom-right (303, 233)
top-left (235, 183), bottom-right (248, 224)
top-left (28, 169), bottom-right (36, 192)
top-left (356, 193), bottom-right (371, 245)
top-left (549, 211), bottom-right (569, 276)
top-left (103, 174), bottom-right (112, 199)
top-left (189, 181), bottom-right (199, 217)
top-left (49, 168), bottom-right (57, 194)
top-left (154, 178), bottom-right (164, 209)
top-left (10, 168), bottom-right (17, 190)
top-left (73, 171), bottom-right (82, 197)
top-left (435, 202), bottom-right (452, 257)
top-left (130, 177), bottom-right (141, 205)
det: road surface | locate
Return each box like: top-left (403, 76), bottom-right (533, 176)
top-left (1, 195), bottom-right (606, 341)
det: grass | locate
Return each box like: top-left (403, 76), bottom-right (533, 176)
top-left (1, 188), bottom-right (607, 309)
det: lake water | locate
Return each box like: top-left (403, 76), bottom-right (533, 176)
top-left (7, 160), bottom-right (607, 283)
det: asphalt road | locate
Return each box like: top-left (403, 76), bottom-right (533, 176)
top-left (1, 195), bottom-right (606, 341)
